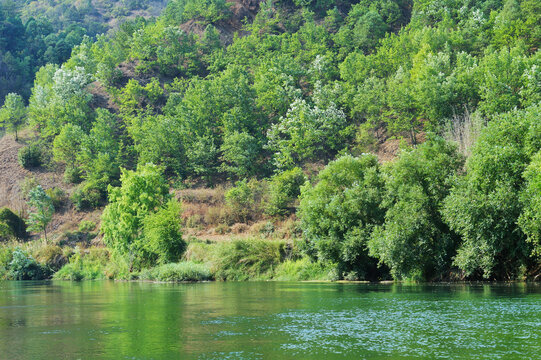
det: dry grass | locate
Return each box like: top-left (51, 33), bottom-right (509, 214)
top-left (176, 186), bottom-right (226, 205)
top-left (444, 109), bottom-right (486, 158)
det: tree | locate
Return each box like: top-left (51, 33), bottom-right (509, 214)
top-left (368, 137), bottom-right (463, 281)
top-left (443, 105), bottom-right (540, 279)
top-left (0, 207), bottom-right (26, 241)
top-left (267, 97), bottom-right (348, 169)
top-left (519, 151), bottom-right (541, 258)
top-left (299, 154), bottom-right (386, 279)
top-left (53, 123), bottom-right (87, 166)
top-left (101, 164), bottom-right (182, 269)
top-left (266, 167), bottom-right (306, 217)
top-left (220, 131), bottom-right (261, 179)
top-left (142, 199), bottom-right (185, 265)
top-left (27, 186), bottom-right (54, 242)
top-left (0, 93), bottom-right (26, 140)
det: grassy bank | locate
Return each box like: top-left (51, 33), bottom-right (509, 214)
top-left (0, 237), bottom-right (336, 282)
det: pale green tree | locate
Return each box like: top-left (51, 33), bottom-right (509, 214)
top-left (27, 186), bottom-right (54, 242)
top-left (0, 93), bottom-right (26, 141)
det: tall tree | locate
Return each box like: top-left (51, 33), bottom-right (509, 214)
top-left (0, 93), bottom-right (26, 140)
top-left (27, 186), bottom-right (54, 242)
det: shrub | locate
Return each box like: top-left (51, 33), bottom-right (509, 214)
top-left (142, 199), bottom-right (186, 265)
top-left (20, 176), bottom-right (38, 199)
top-left (0, 246), bottom-right (13, 278)
top-left (183, 241), bottom-right (214, 263)
top-left (78, 220), bottom-right (96, 232)
top-left (213, 239), bottom-right (284, 281)
top-left (259, 221), bottom-right (275, 237)
top-left (214, 223), bottom-right (230, 235)
top-left (18, 144), bottom-right (43, 169)
top-left (7, 248), bottom-right (51, 280)
top-left (204, 206), bottom-right (227, 225)
top-left (185, 214), bottom-right (203, 228)
top-left (0, 207), bottom-right (26, 240)
top-left (34, 245), bottom-right (67, 272)
top-left (54, 248), bottom-right (109, 281)
top-left (45, 187), bottom-right (66, 211)
top-left (71, 181), bottom-right (104, 210)
top-left (139, 262), bottom-right (213, 282)
top-left (0, 223), bottom-right (12, 241)
top-left (225, 179), bottom-right (264, 223)
top-left (64, 166), bottom-right (82, 184)
top-left (266, 167), bottom-right (306, 216)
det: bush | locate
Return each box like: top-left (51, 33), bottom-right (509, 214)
top-left (0, 207), bottom-right (26, 240)
top-left (214, 223), bottom-right (230, 235)
top-left (71, 181), bottom-right (104, 210)
top-left (18, 144), bottom-right (43, 169)
top-left (0, 223), bottom-right (12, 241)
top-left (7, 248), bottom-right (50, 280)
top-left (64, 166), bottom-right (82, 184)
top-left (0, 246), bottom-right (13, 278)
top-left (213, 239), bottom-right (284, 281)
top-left (141, 199), bottom-right (186, 265)
top-left (54, 248), bottom-right (109, 281)
top-left (45, 187), bottom-right (66, 211)
top-left (369, 137), bottom-right (464, 281)
top-left (259, 221), bottom-right (275, 237)
top-left (139, 262), bottom-right (213, 282)
top-left (20, 176), bottom-right (38, 199)
top-left (266, 167), bottom-right (306, 216)
top-left (78, 220), bottom-right (96, 232)
top-left (34, 245), bottom-right (67, 272)
top-left (225, 179), bottom-right (264, 223)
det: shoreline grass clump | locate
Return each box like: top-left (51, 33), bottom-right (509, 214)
top-left (212, 238), bottom-right (285, 281)
top-left (139, 261), bottom-right (213, 282)
top-left (54, 248), bottom-right (109, 281)
top-left (272, 258), bottom-right (334, 281)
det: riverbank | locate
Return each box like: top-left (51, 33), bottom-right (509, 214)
top-left (0, 237), bottom-right (337, 282)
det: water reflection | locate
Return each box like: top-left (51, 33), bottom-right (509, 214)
top-left (0, 281), bottom-right (540, 359)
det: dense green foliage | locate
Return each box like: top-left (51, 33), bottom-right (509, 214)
top-left (0, 207), bottom-right (26, 241)
top-left (0, 0), bottom-right (167, 104)
top-left (101, 164), bottom-right (185, 269)
top-left (2, 248), bottom-right (50, 280)
top-left (18, 144), bottom-right (43, 168)
top-left (299, 154), bottom-right (386, 280)
top-left (443, 105), bottom-right (541, 279)
top-left (369, 138), bottom-right (463, 281)
top-left (1, 0), bottom-right (540, 281)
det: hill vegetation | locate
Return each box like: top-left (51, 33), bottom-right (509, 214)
top-left (0, 0), bottom-right (167, 103)
top-left (1, 0), bottom-right (540, 282)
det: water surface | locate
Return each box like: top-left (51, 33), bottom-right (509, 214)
top-left (0, 281), bottom-right (540, 359)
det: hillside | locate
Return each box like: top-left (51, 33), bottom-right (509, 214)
top-left (0, 0), bottom-right (167, 104)
top-left (1, 0), bottom-right (540, 282)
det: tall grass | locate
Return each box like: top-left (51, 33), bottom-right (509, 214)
top-left (272, 258), bottom-right (333, 281)
top-left (212, 239), bottom-right (285, 281)
top-left (140, 262), bottom-right (212, 282)
top-left (53, 248), bottom-right (109, 281)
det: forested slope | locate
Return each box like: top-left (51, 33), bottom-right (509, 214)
top-left (1, 0), bottom-right (540, 281)
top-left (0, 0), bottom-right (167, 103)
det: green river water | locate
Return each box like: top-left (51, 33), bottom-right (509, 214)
top-left (0, 281), bottom-right (540, 359)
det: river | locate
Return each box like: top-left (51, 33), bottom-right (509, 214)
top-left (0, 281), bottom-right (540, 359)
